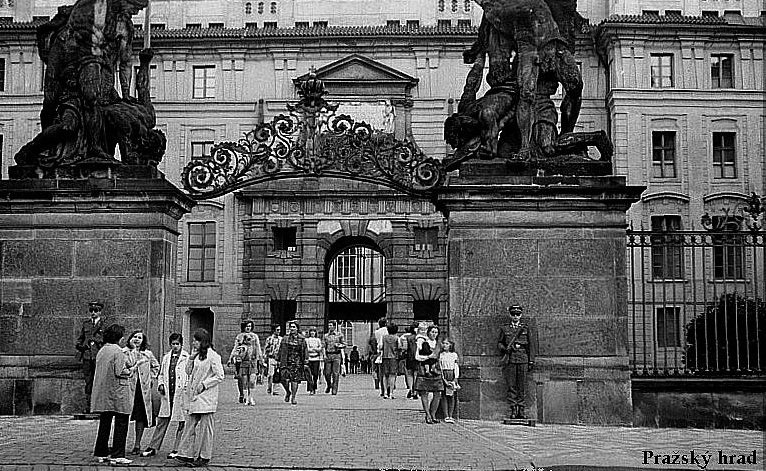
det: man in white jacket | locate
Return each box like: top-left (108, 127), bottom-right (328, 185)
top-left (142, 333), bottom-right (189, 459)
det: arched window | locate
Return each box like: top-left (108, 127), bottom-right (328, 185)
top-left (438, 0), bottom-right (445, 12)
top-left (270, 1), bottom-right (277, 14)
top-left (464, 0), bottom-right (470, 12)
top-left (245, 2), bottom-right (252, 14)
top-left (257, 2), bottom-right (264, 14)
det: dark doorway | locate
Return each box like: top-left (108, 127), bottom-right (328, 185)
top-left (270, 299), bottom-right (296, 335)
top-left (413, 300), bottom-right (440, 325)
top-left (189, 307), bottom-right (215, 344)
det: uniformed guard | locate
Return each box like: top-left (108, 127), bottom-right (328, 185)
top-left (497, 304), bottom-right (538, 419)
top-left (75, 301), bottom-right (106, 412)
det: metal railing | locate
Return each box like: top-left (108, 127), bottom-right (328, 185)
top-left (627, 229), bottom-right (766, 377)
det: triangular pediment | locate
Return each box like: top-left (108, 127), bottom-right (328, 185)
top-left (294, 54), bottom-right (418, 96)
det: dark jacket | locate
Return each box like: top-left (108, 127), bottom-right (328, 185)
top-left (497, 318), bottom-right (538, 364)
top-left (76, 317), bottom-right (106, 361)
top-left (277, 333), bottom-right (308, 366)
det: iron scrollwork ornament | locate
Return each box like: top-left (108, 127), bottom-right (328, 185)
top-left (701, 193), bottom-right (765, 233)
top-left (182, 72), bottom-right (445, 199)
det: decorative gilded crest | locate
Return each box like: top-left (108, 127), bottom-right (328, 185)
top-left (182, 71), bottom-right (445, 199)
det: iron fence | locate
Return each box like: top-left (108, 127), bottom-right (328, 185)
top-left (627, 229), bottom-right (766, 377)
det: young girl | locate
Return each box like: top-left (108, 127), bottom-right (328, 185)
top-left (439, 339), bottom-right (460, 424)
top-left (229, 336), bottom-right (256, 405)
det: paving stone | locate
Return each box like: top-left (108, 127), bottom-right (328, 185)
top-left (0, 374), bottom-right (761, 470)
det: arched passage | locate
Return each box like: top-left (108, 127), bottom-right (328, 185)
top-left (325, 237), bottom-right (386, 363)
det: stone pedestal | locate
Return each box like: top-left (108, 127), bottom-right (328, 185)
top-left (0, 177), bottom-right (194, 415)
top-left (436, 171), bottom-right (644, 424)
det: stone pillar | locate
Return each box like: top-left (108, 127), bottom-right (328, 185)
top-left (436, 171), bottom-right (644, 424)
top-left (0, 177), bottom-right (194, 415)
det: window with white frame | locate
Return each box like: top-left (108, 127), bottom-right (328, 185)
top-left (650, 54), bottom-right (673, 88)
top-left (132, 64), bottom-right (157, 98)
top-left (712, 132), bottom-right (736, 179)
top-left (652, 131), bottom-right (676, 178)
top-left (187, 222), bottom-right (216, 282)
top-left (191, 141), bottom-right (214, 160)
top-left (711, 54), bottom-right (734, 89)
top-left (192, 66), bottom-right (215, 99)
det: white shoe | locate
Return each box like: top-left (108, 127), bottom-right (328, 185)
top-left (94, 456), bottom-right (110, 463)
top-left (445, 417), bottom-right (455, 423)
top-left (109, 457), bottom-right (133, 465)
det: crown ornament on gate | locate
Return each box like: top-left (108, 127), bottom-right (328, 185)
top-left (182, 70), bottom-right (446, 200)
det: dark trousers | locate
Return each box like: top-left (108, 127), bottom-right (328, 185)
top-left (323, 354), bottom-right (342, 393)
top-left (503, 363), bottom-right (527, 408)
top-left (308, 361), bottom-right (320, 392)
top-left (94, 412), bottom-right (129, 458)
top-left (83, 359), bottom-right (96, 395)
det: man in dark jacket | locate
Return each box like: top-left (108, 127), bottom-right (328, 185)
top-left (497, 304), bottom-right (538, 419)
top-left (76, 301), bottom-right (106, 412)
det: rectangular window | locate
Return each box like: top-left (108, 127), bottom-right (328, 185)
top-left (656, 307), bottom-right (681, 348)
top-left (437, 19), bottom-right (452, 28)
top-left (414, 227), bottom-right (439, 251)
top-left (191, 141), bottom-right (214, 160)
top-left (642, 10), bottom-right (659, 16)
top-left (187, 222), bottom-right (216, 282)
top-left (651, 216), bottom-right (684, 280)
top-left (712, 132), bottom-right (736, 178)
top-left (413, 300), bottom-right (440, 324)
top-left (0, 58), bottom-right (5, 92)
top-left (33, 16), bottom-right (50, 22)
top-left (294, 21), bottom-right (309, 28)
top-left (245, 22), bottom-right (258, 29)
top-left (650, 54), bottom-right (673, 88)
top-left (652, 131), bottom-right (676, 178)
top-left (208, 22), bottom-right (224, 29)
top-left (664, 10), bottom-right (681, 16)
top-left (273, 226), bottom-right (297, 251)
top-left (313, 21), bottom-right (328, 28)
top-left (711, 54), bottom-right (734, 88)
top-left (712, 217), bottom-right (744, 280)
top-left (132, 64), bottom-right (157, 98)
top-left (0, 18), bottom-right (12, 24)
top-left (150, 23), bottom-right (166, 30)
top-left (386, 20), bottom-right (400, 27)
top-left (186, 23), bottom-right (202, 29)
top-left (192, 66), bottom-right (215, 99)
top-left (263, 21), bottom-right (277, 28)
top-left (406, 20), bottom-right (420, 28)
top-left (702, 10), bottom-right (719, 17)
top-left (457, 19), bottom-right (471, 27)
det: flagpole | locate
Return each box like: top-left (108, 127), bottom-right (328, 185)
top-left (144, 0), bottom-right (151, 49)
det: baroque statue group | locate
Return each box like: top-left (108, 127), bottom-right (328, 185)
top-left (444, 0), bottom-right (613, 171)
top-left (13, 0), bottom-right (165, 177)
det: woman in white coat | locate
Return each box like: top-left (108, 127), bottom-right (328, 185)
top-left (142, 332), bottom-right (190, 459)
top-left (174, 328), bottom-right (225, 467)
top-left (123, 329), bottom-right (160, 455)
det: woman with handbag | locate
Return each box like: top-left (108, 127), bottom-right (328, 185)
top-left (276, 321), bottom-right (309, 404)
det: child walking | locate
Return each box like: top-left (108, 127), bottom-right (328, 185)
top-left (439, 339), bottom-right (460, 423)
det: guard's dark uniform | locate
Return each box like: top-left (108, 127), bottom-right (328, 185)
top-left (497, 318), bottom-right (538, 418)
top-left (75, 310), bottom-right (105, 408)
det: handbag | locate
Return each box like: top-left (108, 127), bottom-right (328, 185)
top-left (272, 368), bottom-right (281, 383)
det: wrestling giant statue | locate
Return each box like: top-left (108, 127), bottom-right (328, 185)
top-left (445, 0), bottom-right (612, 173)
top-left (14, 0), bottom-right (165, 174)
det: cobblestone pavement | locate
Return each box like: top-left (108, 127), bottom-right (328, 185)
top-left (0, 374), bottom-right (762, 471)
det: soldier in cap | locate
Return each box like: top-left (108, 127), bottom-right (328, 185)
top-left (497, 304), bottom-right (538, 419)
top-left (76, 301), bottom-right (107, 412)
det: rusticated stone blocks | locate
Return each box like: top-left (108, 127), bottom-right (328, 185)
top-left (437, 175), bottom-right (644, 424)
top-left (0, 178), bottom-right (194, 415)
